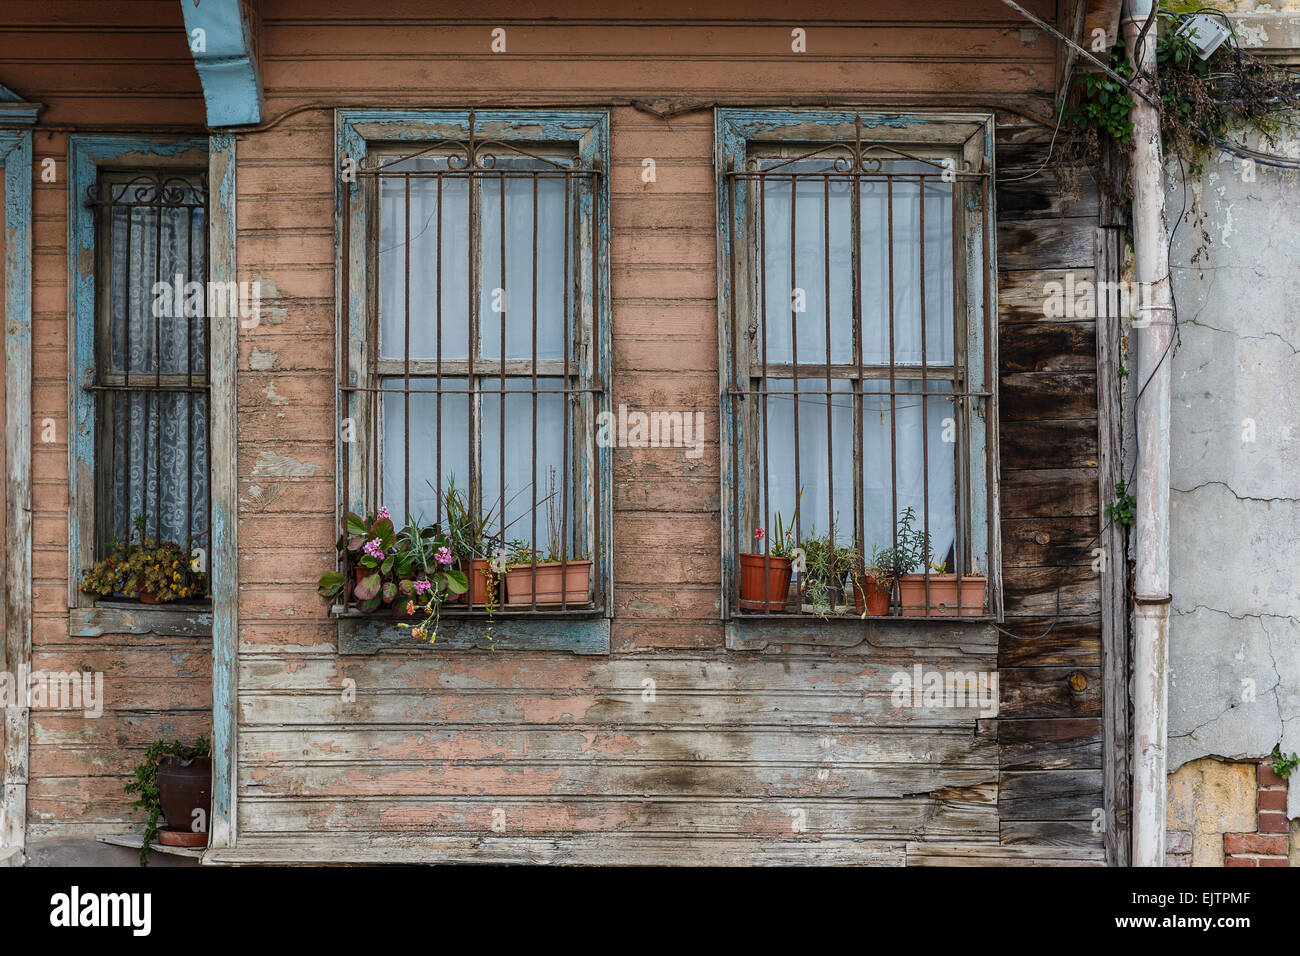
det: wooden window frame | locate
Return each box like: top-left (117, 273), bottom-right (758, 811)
top-left (66, 136), bottom-right (213, 638)
top-left (333, 109), bottom-right (612, 655)
top-left (715, 109), bottom-right (1003, 640)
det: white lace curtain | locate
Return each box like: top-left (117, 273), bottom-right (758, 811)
top-left (104, 194), bottom-right (209, 551)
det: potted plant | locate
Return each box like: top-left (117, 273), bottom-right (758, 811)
top-left (853, 544), bottom-right (901, 617)
top-left (800, 529), bottom-right (858, 616)
top-left (317, 507), bottom-right (469, 636)
top-left (436, 476), bottom-right (499, 607)
top-left (123, 735), bottom-right (211, 866)
top-left (738, 503), bottom-right (798, 612)
top-left (891, 507), bottom-right (988, 617)
top-left (503, 540), bottom-right (594, 607)
top-left (316, 508), bottom-right (399, 612)
top-left (80, 514), bottom-right (208, 604)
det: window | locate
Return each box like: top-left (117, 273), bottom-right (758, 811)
top-left (89, 170), bottom-right (210, 559)
top-left (337, 110), bottom-right (611, 631)
top-left (717, 110), bottom-right (1000, 621)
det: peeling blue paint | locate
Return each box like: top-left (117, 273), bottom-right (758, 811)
top-left (1, 123), bottom-right (34, 850)
top-left (179, 0), bottom-right (263, 126)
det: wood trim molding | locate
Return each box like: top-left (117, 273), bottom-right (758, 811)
top-left (0, 124), bottom-right (34, 855)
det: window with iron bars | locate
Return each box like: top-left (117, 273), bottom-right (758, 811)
top-left (717, 111), bottom-right (1001, 621)
top-left (87, 169), bottom-right (211, 590)
top-left (337, 111), bottom-right (610, 620)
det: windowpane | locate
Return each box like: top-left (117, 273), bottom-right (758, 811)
top-left (480, 157), bottom-right (570, 362)
top-left (860, 380), bottom-right (956, 566)
top-left (860, 162), bottom-right (954, 366)
top-left (378, 156), bottom-right (471, 362)
top-left (481, 378), bottom-right (572, 554)
top-left (761, 377), bottom-right (854, 545)
top-left (380, 376), bottom-right (469, 524)
top-left (760, 161), bottom-right (854, 366)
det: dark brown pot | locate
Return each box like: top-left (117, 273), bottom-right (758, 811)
top-left (156, 754), bottom-right (211, 840)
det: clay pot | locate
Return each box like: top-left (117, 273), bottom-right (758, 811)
top-left (854, 577), bottom-right (892, 616)
top-left (156, 754), bottom-right (211, 844)
top-left (504, 561), bottom-right (593, 606)
top-left (463, 558), bottom-right (502, 607)
top-left (737, 553), bottom-right (793, 612)
top-left (898, 574), bottom-right (987, 617)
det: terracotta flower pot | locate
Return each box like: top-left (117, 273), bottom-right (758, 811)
top-left (737, 553), bottom-right (792, 612)
top-left (464, 558), bottom-right (502, 607)
top-left (854, 578), bottom-right (892, 616)
top-left (138, 588), bottom-right (163, 605)
top-left (898, 574), bottom-right (987, 617)
top-left (156, 754), bottom-right (211, 845)
top-left (504, 561), bottom-right (593, 606)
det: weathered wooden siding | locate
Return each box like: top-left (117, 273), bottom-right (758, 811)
top-left (228, 0), bottom-right (1104, 862)
top-left (0, 0), bottom-right (213, 841)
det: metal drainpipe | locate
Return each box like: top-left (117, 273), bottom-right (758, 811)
top-left (1123, 0), bottom-right (1175, 868)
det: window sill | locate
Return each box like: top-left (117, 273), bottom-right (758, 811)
top-left (334, 607), bottom-right (609, 655)
top-left (725, 614), bottom-right (999, 652)
top-left (69, 600), bottom-right (213, 638)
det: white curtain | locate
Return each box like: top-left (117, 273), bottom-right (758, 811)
top-left (758, 158), bottom-right (957, 559)
top-left (378, 152), bottom-right (574, 550)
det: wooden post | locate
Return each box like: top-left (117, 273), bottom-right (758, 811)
top-left (0, 125), bottom-right (33, 856)
top-left (208, 133), bottom-right (239, 850)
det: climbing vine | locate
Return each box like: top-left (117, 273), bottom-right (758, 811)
top-left (1065, 12), bottom-right (1300, 179)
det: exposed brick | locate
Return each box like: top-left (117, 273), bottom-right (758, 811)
top-left (1225, 856), bottom-right (1258, 866)
top-left (1259, 858), bottom-right (1288, 867)
top-left (1165, 853), bottom-right (1190, 867)
top-left (1167, 830), bottom-right (1192, 854)
top-left (1224, 832), bottom-right (1288, 856)
top-left (1259, 812), bottom-right (1289, 833)
top-left (1258, 762), bottom-right (1288, 788)
top-left (1258, 788), bottom-right (1288, 811)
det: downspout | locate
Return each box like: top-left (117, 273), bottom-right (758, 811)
top-left (1123, 0), bottom-right (1174, 868)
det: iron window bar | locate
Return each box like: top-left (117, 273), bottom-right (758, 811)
top-left (84, 170), bottom-right (211, 576)
top-left (340, 115), bottom-right (605, 616)
top-left (724, 117), bottom-right (996, 621)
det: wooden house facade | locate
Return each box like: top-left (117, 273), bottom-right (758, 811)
top-left (0, 0), bottom-right (1129, 866)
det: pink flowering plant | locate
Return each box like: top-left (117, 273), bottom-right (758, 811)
top-left (316, 509), bottom-right (467, 622)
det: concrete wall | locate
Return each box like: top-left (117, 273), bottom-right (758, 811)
top-left (1165, 3), bottom-right (1300, 842)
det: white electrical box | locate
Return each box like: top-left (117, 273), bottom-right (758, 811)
top-left (1177, 14), bottom-right (1231, 60)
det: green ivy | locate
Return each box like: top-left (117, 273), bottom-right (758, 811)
top-left (1273, 746), bottom-right (1299, 782)
top-left (123, 736), bottom-right (210, 866)
top-left (1105, 481), bottom-right (1136, 527)
top-left (1066, 46), bottom-right (1136, 145)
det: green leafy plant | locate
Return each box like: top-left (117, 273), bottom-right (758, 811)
top-left (80, 514), bottom-right (208, 603)
top-left (892, 506), bottom-right (934, 575)
top-left (123, 735), bottom-right (210, 867)
top-left (1273, 746), bottom-right (1299, 782)
top-left (1106, 481), bottom-right (1136, 527)
top-left (800, 526), bottom-right (859, 616)
top-left (1067, 46), bottom-right (1136, 145)
top-left (754, 490), bottom-right (802, 560)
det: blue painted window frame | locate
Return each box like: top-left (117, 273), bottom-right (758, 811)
top-left (333, 109), bottom-right (612, 655)
top-left (66, 136), bottom-right (210, 614)
top-left (714, 109), bottom-right (1003, 634)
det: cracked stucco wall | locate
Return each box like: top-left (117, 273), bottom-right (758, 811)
top-left (1165, 6), bottom-right (1300, 821)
